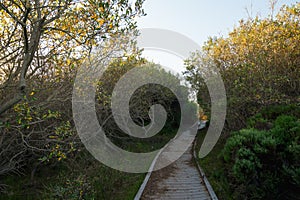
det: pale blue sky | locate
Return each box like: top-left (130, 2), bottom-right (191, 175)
top-left (136, 0), bottom-right (297, 72)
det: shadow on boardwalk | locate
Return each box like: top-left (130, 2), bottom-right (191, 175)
top-left (141, 144), bottom-right (211, 200)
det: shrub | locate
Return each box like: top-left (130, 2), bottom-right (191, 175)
top-left (222, 114), bottom-right (300, 199)
top-left (184, 3), bottom-right (300, 130)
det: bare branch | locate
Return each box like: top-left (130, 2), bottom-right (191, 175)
top-left (0, 2), bottom-right (25, 26)
top-left (0, 92), bottom-right (23, 115)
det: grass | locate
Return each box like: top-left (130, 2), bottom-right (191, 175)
top-left (0, 152), bottom-right (145, 200)
top-left (194, 128), bottom-right (233, 200)
top-left (0, 127), bottom-right (178, 199)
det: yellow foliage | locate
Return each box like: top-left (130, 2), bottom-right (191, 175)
top-left (185, 2), bottom-right (300, 129)
top-left (66, 59), bottom-right (71, 66)
top-left (98, 19), bottom-right (105, 26)
top-left (201, 115), bottom-right (208, 121)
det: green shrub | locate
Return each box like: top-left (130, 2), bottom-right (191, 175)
top-left (261, 104), bottom-right (300, 120)
top-left (222, 114), bottom-right (300, 199)
top-left (246, 113), bottom-right (268, 129)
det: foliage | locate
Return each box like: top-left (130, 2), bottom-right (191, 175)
top-left (185, 2), bottom-right (300, 199)
top-left (0, 0), bottom-right (189, 199)
top-left (222, 112), bottom-right (300, 199)
top-left (96, 61), bottom-right (190, 151)
top-left (0, 150), bottom-right (145, 200)
top-left (0, 45), bottom-right (188, 197)
top-left (184, 2), bottom-right (300, 130)
top-left (0, 95), bottom-right (79, 176)
top-left (0, 0), bottom-right (146, 195)
top-left (257, 104), bottom-right (300, 120)
top-left (246, 104), bottom-right (300, 130)
top-left (47, 175), bottom-right (93, 200)
top-left (0, 0), bottom-right (145, 114)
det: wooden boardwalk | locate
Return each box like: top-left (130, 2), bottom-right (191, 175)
top-left (139, 144), bottom-right (213, 200)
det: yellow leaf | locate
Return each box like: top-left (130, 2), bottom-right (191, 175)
top-left (91, 14), bottom-right (97, 19)
top-left (97, 19), bottom-right (105, 26)
top-left (201, 115), bottom-right (208, 120)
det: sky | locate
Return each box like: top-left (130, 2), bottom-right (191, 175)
top-left (136, 0), bottom-right (297, 73)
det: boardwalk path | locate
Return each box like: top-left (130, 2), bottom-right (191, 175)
top-left (139, 141), bottom-right (213, 200)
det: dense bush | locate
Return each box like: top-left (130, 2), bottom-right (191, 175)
top-left (184, 2), bottom-right (300, 199)
top-left (222, 111), bottom-right (300, 199)
top-left (246, 104), bottom-right (300, 130)
top-left (184, 2), bottom-right (300, 130)
top-left (96, 61), bottom-right (190, 151)
top-left (0, 54), bottom-right (188, 196)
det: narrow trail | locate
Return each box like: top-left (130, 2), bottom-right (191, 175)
top-left (140, 144), bottom-right (212, 200)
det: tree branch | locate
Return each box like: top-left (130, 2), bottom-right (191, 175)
top-left (0, 2), bottom-right (25, 26)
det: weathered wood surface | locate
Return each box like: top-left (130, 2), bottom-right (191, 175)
top-left (140, 144), bottom-right (212, 200)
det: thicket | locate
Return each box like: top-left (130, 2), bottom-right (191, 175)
top-left (184, 3), bottom-right (300, 131)
top-left (185, 2), bottom-right (300, 199)
top-left (0, 51), bottom-right (185, 198)
top-left (0, 0), bottom-right (186, 197)
top-left (222, 105), bottom-right (300, 199)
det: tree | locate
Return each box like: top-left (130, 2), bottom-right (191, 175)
top-left (95, 61), bottom-right (190, 143)
top-left (184, 2), bottom-right (300, 130)
top-left (0, 0), bottom-right (145, 115)
top-left (0, 1), bottom-right (145, 191)
top-left (0, 30), bottom-right (141, 175)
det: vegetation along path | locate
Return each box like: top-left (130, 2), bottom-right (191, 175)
top-left (138, 132), bottom-right (216, 200)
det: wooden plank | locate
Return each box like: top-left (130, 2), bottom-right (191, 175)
top-left (135, 130), bottom-right (218, 200)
